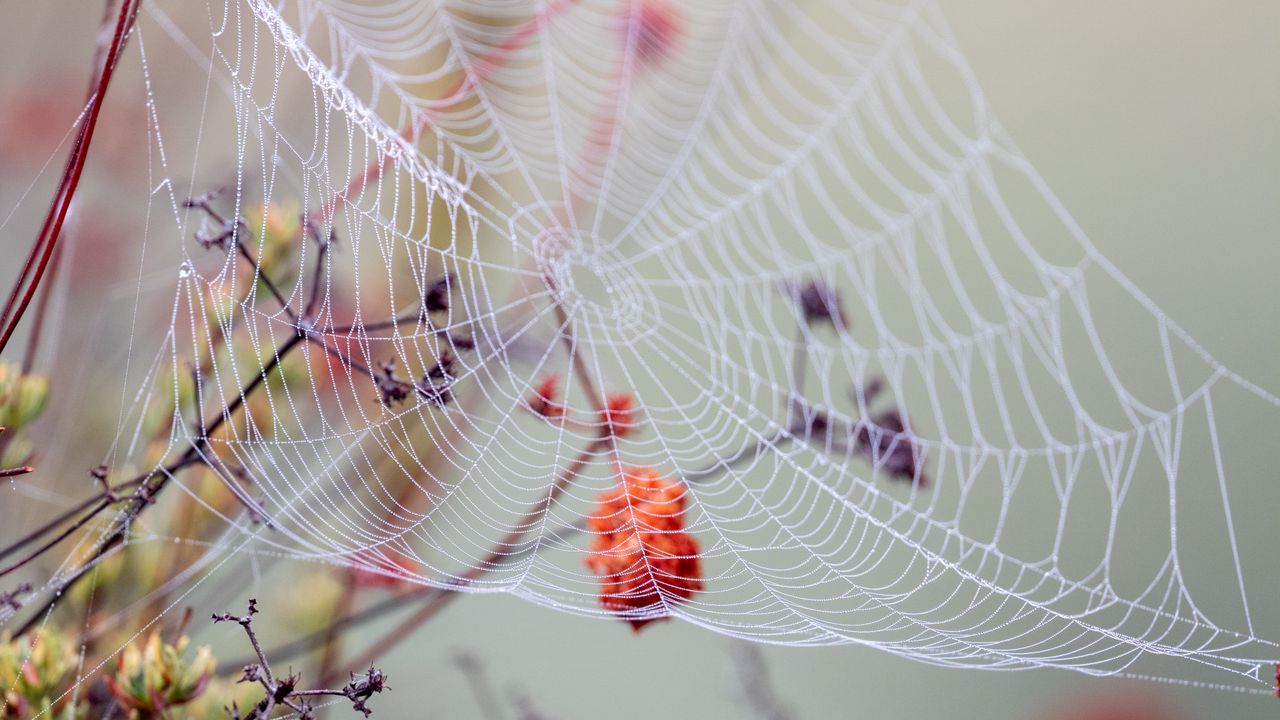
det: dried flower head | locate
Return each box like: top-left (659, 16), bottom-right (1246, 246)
top-left (784, 278), bottom-right (848, 331)
top-left (585, 468), bottom-right (702, 631)
top-left (853, 409), bottom-right (927, 487)
top-left (214, 599), bottom-right (389, 718)
top-left (375, 360), bottom-right (410, 407)
top-left (424, 273), bottom-right (456, 314)
top-left (601, 392), bottom-right (638, 438)
top-left (343, 667), bottom-right (389, 717)
top-left (526, 374), bottom-right (565, 419)
top-left (415, 352), bottom-right (456, 407)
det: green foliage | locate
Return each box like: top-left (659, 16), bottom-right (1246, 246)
top-left (0, 362), bottom-right (48, 431)
top-left (0, 628), bottom-right (82, 719)
top-left (105, 633), bottom-right (214, 718)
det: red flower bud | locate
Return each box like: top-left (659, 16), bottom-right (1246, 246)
top-left (527, 374), bottom-right (565, 418)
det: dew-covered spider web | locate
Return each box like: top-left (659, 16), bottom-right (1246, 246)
top-left (14, 0), bottom-right (1280, 697)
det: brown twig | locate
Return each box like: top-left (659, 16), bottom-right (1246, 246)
top-left (19, 0), bottom-right (126, 372)
top-left (183, 195), bottom-right (298, 322)
top-left (13, 329), bottom-right (303, 635)
top-left (0, 465), bottom-right (34, 479)
top-left (21, 242), bottom-right (64, 374)
top-left (214, 599), bottom-right (388, 719)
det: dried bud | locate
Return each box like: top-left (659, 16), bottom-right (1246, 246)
top-left (585, 468), bottom-right (702, 631)
top-left (449, 334), bottom-right (476, 351)
top-left (784, 278), bottom-right (848, 330)
top-left (273, 673), bottom-right (299, 704)
top-left (424, 273), bottom-right (456, 314)
top-left (376, 360), bottom-right (410, 406)
top-left (426, 352), bottom-right (455, 380)
top-left (416, 357), bottom-right (455, 407)
top-left (853, 410), bottom-right (927, 487)
top-left (0, 583), bottom-right (32, 613)
top-left (343, 667), bottom-right (388, 717)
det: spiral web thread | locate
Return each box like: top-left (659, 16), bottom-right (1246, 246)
top-left (21, 0), bottom-right (1280, 696)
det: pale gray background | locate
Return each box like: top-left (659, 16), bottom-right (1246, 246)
top-left (1, 1), bottom-right (1276, 718)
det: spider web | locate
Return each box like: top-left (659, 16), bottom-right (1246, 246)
top-left (13, 0), bottom-right (1280, 697)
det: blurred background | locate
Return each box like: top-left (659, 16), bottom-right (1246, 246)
top-left (1, 1), bottom-right (1276, 718)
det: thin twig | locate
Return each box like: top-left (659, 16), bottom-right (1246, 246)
top-left (0, 474), bottom-right (147, 564)
top-left (214, 599), bottom-right (388, 719)
top-left (0, 498), bottom-right (113, 578)
top-left (545, 275), bottom-right (605, 413)
top-left (21, 242), bottom-right (64, 373)
top-left (183, 196), bottom-right (298, 322)
top-left (303, 220), bottom-right (332, 319)
top-left (14, 332), bottom-right (304, 635)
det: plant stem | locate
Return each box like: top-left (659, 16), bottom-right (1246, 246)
top-left (0, 0), bottom-right (142, 355)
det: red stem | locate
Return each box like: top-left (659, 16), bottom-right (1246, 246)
top-left (0, 0), bottom-right (142, 355)
top-left (21, 242), bottom-right (64, 373)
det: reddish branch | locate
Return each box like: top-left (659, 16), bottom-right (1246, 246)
top-left (0, 0), bottom-right (142, 355)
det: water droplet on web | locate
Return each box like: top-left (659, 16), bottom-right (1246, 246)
top-left (178, 260), bottom-right (195, 279)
